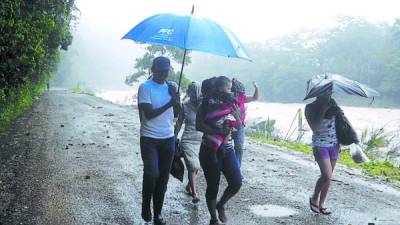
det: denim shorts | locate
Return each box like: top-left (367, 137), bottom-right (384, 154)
top-left (313, 144), bottom-right (340, 161)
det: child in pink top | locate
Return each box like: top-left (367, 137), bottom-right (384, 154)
top-left (231, 78), bottom-right (259, 166)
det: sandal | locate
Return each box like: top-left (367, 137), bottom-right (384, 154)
top-left (185, 184), bottom-right (192, 196)
top-left (192, 196), bottom-right (200, 204)
top-left (319, 207), bottom-right (331, 215)
top-left (309, 198), bottom-right (320, 214)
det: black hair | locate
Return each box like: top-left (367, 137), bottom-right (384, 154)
top-left (231, 78), bottom-right (246, 94)
top-left (201, 76), bottom-right (217, 97)
top-left (214, 76), bottom-right (231, 90)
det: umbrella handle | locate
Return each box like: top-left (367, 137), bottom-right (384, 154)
top-left (178, 4), bottom-right (194, 92)
top-left (177, 49), bottom-right (187, 93)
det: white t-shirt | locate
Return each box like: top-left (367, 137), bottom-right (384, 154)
top-left (138, 80), bottom-right (175, 139)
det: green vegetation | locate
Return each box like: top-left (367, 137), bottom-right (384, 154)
top-left (71, 86), bottom-right (82, 94)
top-left (125, 45), bottom-right (192, 91)
top-left (0, 81), bottom-right (46, 128)
top-left (251, 136), bottom-right (400, 182)
top-left (190, 16), bottom-right (400, 107)
top-left (361, 127), bottom-right (390, 158)
top-left (0, 0), bottom-right (76, 127)
top-left (70, 85), bottom-right (94, 96)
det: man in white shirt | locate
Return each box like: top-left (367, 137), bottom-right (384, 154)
top-left (138, 56), bottom-right (180, 225)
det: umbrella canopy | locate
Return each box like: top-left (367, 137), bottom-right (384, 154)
top-left (122, 13), bottom-right (251, 60)
top-left (122, 7), bottom-right (251, 91)
top-left (304, 73), bottom-right (380, 100)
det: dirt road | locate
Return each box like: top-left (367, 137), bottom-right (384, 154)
top-left (1, 90), bottom-right (399, 225)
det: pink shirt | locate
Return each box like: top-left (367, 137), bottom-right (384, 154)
top-left (236, 95), bottom-right (246, 126)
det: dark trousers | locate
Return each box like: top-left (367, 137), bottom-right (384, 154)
top-left (140, 136), bottom-right (175, 216)
top-left (199, 143), bottom-right (242, 200)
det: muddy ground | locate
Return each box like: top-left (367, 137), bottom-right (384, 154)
top-left (1, 90), bottom-right (399, 225)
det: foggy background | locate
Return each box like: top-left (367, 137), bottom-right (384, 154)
top-left (54, 0), bottom-right (400, 105)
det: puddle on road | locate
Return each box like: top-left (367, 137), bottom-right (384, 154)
top-left (250, 204), bottom-right (297, 218)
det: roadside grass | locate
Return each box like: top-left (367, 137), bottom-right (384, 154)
top-left (251, 136), bottom-right (400, 183)
top-left (71, 86), bottom-right (82, 94)
top-left (70, 86), bottom-right (95, 96)
top-left (0, 82), bottom-right (46, 130)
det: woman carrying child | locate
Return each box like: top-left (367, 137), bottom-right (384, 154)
top-left (196, 76), bottom-right (243, 225)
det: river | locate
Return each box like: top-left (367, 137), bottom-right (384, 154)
top-left (95, 89), bottom-right (400, 162)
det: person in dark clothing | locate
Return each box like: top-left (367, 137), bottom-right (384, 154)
top-left (196, 76), bottom-right (242, 225)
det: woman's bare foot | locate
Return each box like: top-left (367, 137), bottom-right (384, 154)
top-left (216, 203), bottom-right (227, 223)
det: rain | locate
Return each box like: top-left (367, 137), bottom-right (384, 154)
top-left (1, 0), bottom-right (400, 225)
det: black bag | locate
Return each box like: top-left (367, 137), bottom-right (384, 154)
top-left (335, 111), bottom-right (359, 145)
top-left (170, 138), bottom-right (184, 182)
top-left (174, 138), bottom-right (183, 158)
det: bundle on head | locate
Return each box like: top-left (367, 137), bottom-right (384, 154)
top-left (231, 78), bottom-right (246, 95)
top-left (187, 81), bottom-right (202, 104)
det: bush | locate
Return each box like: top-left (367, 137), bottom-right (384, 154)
top-left (0, 81), bottom-right (45, 128)
top-left (0, 0), bottom-right (76, 127)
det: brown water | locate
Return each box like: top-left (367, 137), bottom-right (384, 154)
top-left (246, 102), bottom-right (400, 144)
top-left (96, 90), bottom-right (400, 161)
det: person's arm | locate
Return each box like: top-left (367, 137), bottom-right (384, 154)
top-left (167, 82), bottom-right (182, 117)
top-left (245, 81), bottom-right (259, 103)
top-left (140, 102), bottom-right (174, 120)
top-left (174, 105), bottom-right (185, 136)
top-left (138, 83), bottom-right (179, 120)
top-left (305, 102), bottom-right (330, 132)
top-left (196, 104), bottom-right (229, 135)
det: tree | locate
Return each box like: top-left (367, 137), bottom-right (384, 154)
top-left (188, 16), bottom-right (400, 106)
top-left (1, 0), bottom-right (76, 124)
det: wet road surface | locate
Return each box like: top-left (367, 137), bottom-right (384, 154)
top-left (1, 90), bottom-right (399, 225)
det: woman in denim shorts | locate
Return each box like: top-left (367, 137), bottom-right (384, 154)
top-left (305, 92), bottom-right (342, 215)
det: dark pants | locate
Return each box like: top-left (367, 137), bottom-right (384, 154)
top-left (232, 126), bottom-right (245, 166)
top-left (140, 136), bottom-right (175, 216)
top-left (199, 143), bottom-right (242, 200)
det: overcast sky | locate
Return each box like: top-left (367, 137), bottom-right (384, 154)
top-left (77, 0), bottom-right (400, 42)
top-left (61, 0), bottom-right (399, 89)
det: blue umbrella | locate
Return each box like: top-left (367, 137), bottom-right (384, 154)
top-left (122, 6), bottom-right (251, 90)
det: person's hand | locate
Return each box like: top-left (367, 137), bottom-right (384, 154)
top-left (168, 83), bottom-right (178, 96)
top-left (168, 84), bottom-right (181, 107)
top-left (219, 125), bottom-right (231, 136)
top-left (169, 94), bottom-right (181, 107)
top-left (253, 81), bottom-right (258, 89)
